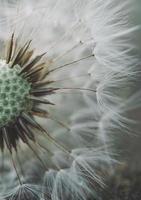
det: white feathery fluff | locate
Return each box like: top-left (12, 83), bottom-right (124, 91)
top-left (0, 0), bottom-right (139, 200)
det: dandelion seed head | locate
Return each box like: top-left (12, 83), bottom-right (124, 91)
top-left (0, 0), bottom-right (139, 199)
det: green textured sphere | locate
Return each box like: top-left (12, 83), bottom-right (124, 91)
top-left (0, 60), bottom-right (31, 127)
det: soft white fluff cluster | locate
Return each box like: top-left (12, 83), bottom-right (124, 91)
top-left (0, 0), bottom-right (139, 200)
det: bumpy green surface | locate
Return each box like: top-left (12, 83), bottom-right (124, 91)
top-left (0, 60), bottom-right (31, 127)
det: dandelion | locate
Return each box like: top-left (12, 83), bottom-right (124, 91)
top-left (0, 0), bottom-right (139, 200)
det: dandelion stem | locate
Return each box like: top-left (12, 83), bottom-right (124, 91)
top-left (46, 54), bottom-right (94, 75)
top-left (11, 155), bottom-right (22, 185)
